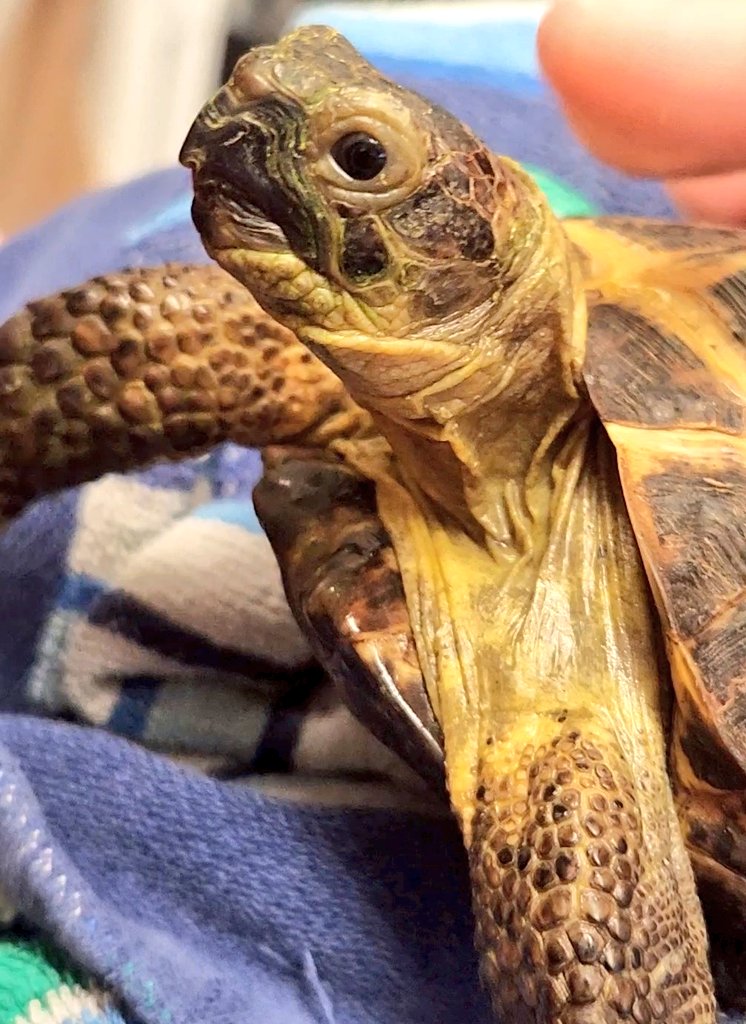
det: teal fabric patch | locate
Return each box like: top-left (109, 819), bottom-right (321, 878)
top-left (0, 937), bottom-right (77, 1021)
top-left (525, 164), bottom-right (600, 217)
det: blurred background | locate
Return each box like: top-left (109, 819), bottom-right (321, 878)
top-left (0, 0), bottom-right (546, 239)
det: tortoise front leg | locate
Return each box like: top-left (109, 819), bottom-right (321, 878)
top-left (254, 447), bottom-right (445, 790)
top-left (0, 262), bottom-right (370, 520)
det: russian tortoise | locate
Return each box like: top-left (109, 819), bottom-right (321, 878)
top-left (2, 24), bottom-right (746, 1024)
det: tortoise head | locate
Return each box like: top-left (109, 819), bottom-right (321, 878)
top-left (180, 26), bottom-right (577, 421)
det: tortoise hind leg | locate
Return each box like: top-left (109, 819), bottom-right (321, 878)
top-left (0, 262), bottom-right (369, 521)
top-left (254, 447), bottom-right (445, 791)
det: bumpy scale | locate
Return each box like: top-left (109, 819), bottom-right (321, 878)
top-left (0, 262), bottom-right (370, 519)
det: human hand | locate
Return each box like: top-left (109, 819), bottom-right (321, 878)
top-left (538, 0), bottom-right (746, 225)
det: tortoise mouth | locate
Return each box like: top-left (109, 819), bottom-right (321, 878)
top-left (190, 177), bottom-right (290, 256)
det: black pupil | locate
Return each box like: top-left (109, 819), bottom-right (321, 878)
top-left (331, 133), bottom-right (387, 181)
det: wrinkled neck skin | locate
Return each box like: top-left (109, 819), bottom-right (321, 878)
top-left (371, 163), bottom-right (590, 571)
top-left (333, 173), bottom-right (643, 800)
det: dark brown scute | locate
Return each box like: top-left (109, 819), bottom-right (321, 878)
top-left (680, 785), bottom-right (746, 1012)
top-left (254, 448), bottom-right (444, 788)
top-left (694, 602), bottom-right (746, 708)
top-left (677, 693), bottom-right (746, 791)
top-left (641, 467), bottom-right (746, 640)
top-left (635, 462), bottom-right (746, 770)
top-left (583, 288), bottom-right (746, 778)
top-left (583, 303), bottom-right (743, 432)
top-left (710, 269), bottom-right (746, 349)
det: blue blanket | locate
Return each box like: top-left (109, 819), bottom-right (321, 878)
top-left (0, 9), bottom-right (706, 1024)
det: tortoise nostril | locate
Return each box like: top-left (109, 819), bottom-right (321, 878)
top-left (179, 86), bottom-right (244, 171)
top-left (179, 117), bottom-right (211, 172)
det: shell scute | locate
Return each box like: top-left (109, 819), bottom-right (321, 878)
top-left (572, 216), bottom-right (746, 772)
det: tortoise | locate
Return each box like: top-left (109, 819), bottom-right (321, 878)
top-left (2, 24), bottom-right (746, 1024)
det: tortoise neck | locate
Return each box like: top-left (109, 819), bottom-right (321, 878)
top-left (378, 173), bottom-right (591, 556)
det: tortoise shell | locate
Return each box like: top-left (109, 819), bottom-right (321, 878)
top-left (571, 216), bottom-right (746, 781)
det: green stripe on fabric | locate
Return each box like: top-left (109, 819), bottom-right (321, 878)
top-left (0, 937), bottom-right (78, 1022)
top-left (525, 164), bottom-right (599, 217)
top-left (0, 933), bottom-right (123, 1023)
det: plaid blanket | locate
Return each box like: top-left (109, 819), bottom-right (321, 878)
top-left (1, 5), bottom-right (718, 1024)
top-left (24, 452), bottom-right (412, 786)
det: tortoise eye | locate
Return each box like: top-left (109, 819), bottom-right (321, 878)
top-left (330, 132), bottom-right (387, 181)
top-left (314, 108), bottom-right (425, 207)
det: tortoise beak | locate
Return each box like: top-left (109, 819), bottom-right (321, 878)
top-left (179, 89), bottom-right (295, 257)
top-left (179, 81), bottom-right (241, 173)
